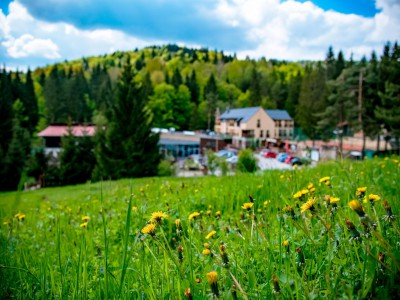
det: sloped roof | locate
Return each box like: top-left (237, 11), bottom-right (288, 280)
top-left (265, 110), bottom-right (292, 120)
top-left (37, 125), bottom-right (96, 137)
top-left (219, 107), bottom-right (260, 123)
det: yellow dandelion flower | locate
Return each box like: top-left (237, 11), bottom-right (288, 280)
top-left (140, 187), bottom-right (144, 192)
top-left (356, 187), bottom-right (367, 197)
top-left (283, 240), bottom-right (289, 247)
top-left (175, 219), bottom-right (181, 227)
top-left (141, 223), bottom-right (157, 236)
top-left (308, 183), bottom-right (314, 189)
top-left (203, 249), bottom-right (211, 255)
top-left (329, 197), bottom-right (340, 204)
top-left (215, 211), bottom-right (221, 216)
top-left (279, 175), bottom-right (285, 179)
top-left (80, 222), bottom-right (88, 228)
top-left (300, 199), bottom-right (316, 214)
top-left (258, 209), bottom-right (262, 213)
top-left (368, 194), bottom-right (381, 202)
top-left (349, 200), bottom-right (365, 216)
top-left (263, 200), bottom-right (270, 206)
top-left (82, 216), bottom-right (90, 221)
top-left (293, 191), bottom-right (303, 199)
top-left (132, 206), bottom-right (137, 211)
top-left (204, 242), bottom-right (211, 249)
top-left (149, 211), bottom-right (168, 224)
top-left (241, 203), bottom-right (254, 210)
top-left (207, 271), bottom-right (218, 285)
top-left (189, 212), bottom-right (200, 220)
top-left (301, 189), bottom-right (309, 195)
top-left (206, 230), bottom-right (217, 239)
top-left (319, 176), bottom-right (330, 183)
top-left (207, 210), bottom-right (212, 216)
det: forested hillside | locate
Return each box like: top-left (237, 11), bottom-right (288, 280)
top-left (0, 43), bottom-right (399, 190)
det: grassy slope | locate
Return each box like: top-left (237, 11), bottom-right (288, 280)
top-left (0, 158), bottom-right (399, 299)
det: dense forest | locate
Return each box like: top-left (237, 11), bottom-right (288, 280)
top-left (0, 42), bottom-right (399, 190)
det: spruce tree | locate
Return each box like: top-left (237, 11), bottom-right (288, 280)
top-left (22, 69), bottom-right (39, 133)
top-left (94, 60), bottom-right (160, 179)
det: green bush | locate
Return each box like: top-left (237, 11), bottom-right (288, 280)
top-left (237, 149), bottom-right (257, 173)
top-left (157, 160), bottom-right (176, 177)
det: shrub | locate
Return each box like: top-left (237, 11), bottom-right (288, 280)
top-left (158, 160), bottom-right (176, 177)
top-left (237, 149), bottom-right (257, 173)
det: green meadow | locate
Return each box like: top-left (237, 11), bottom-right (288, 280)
top-left (1, 158), bottom-right (400, 299)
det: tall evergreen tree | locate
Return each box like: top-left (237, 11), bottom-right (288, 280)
top-left (248, 65), bottom-right (262, 106)
top-left (204, 73), bottom-right (218, 130)
top-left (187, 70), bottom-right (200, 105)
top-left (0, 68), bottom-right (14, 152)
top-left (296, 64), bottom-right (327, 143)
top-left (171, 68), bottom-right (182, 89)
top-left (94, 60), bottom-right (160, 180)
top-left (22, 69), bottom-right (39, 133)
top-left (60, 127), bottom-right (96, 185)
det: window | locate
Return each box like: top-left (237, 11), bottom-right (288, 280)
top-left (260, 130), bottom-right (263, 138)
top-left (266, 130), bottom-right (270, 138)
top-left (257, 119), bottom-right (261, 128)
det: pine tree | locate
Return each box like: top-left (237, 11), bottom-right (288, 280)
top-left (204, 73), bottom-right (218, 130)
top-left (0, 68), bottom-right (14, 152)
top-left (94, 60), bottom-right (160, 179)
top-left (248, 65), bottom-right (262, 106)
top-left (60, 127), bottom-right (95, 185)
top-left (172, 68), bottom-right (182, 90)
top-left (187, 70), bottom-right (200, 105)
top-left (296, 64), bottom-right (327, 143)
top-left (22, 69), bottom-right (39, 133)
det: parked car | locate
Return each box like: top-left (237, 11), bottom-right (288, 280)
top-left (226, 155), bottom-right (238, 164)
top-left (276, 153), bottom-right (289, 162)
top-left (284, 155), bottom-right (302, 165)
top-left (216, 149), bottom-right (237, 159)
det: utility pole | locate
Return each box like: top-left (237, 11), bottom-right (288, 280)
top-left (358, 69), bottom-right (365, 158)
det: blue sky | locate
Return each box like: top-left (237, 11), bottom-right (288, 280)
top-left (0, 0), bottom-right (399, 70)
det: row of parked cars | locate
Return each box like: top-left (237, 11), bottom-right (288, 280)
top-left (259, 149), bottom-right (302, 165)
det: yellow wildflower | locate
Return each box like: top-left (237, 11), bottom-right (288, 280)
top-left (293, 191), bottom-right (303, 199)
top-left (319, 176), bottom-right (330, 183)
top-left (308, 183), bottom-right (314, 189)
top-left (329, 197), bottom-right (340, 204)
top-left (205, 230), bottom-right (217, 239)
top-left (283, 240), bottom-right (289, 247)
top-left (175, 219), bottom-right (181, 227)
top-left (241, 203), bottom-right (254, 210)
top-left (264, 200), bottom-right (270, 206)
top-left (132, 206), bottom-right (137, 211)
top-left (215, 211), bottom-right (221, 216)
top-left (82, 216), bottom-right (90, 221)
top-left (349, 200), bottom-right (365, 216)
top-left (368, 194), bottom-right (381, 202)
top-left (149, 211), bottom-right (168, 224)
top-left (258, 209), bottom-right (262, 213)
top-left (356, 187), bottom-right (367, 197)
top-left (188, 212), bottom-right (200, 220)
top-left (141, 223), bottom-right (157, 236)
top-left (300, 199), bottom-right (316, 214)
top-left (80, 222), bottom-right (88, 228)
top-left (204, 243), bottom-right (211, 249)
top-left (202, 249), bottom-right (211, 255)
top-left (207, 271), bottom-right (218, 284)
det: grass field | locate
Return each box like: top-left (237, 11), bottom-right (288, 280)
top-left (1, 157), bottom-right (400, 299)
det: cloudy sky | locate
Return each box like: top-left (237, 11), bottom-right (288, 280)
top-left (0, 0), bottom-right (399, 70)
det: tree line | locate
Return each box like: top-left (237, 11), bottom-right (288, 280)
top-left (0, 43), bottom-right (399, 190)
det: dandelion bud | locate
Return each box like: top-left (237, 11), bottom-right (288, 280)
top-left (349, 200), bottom-right (365, 217)
top-left (177, 245), bottom-right (184, 262)
top-left (206, 271), bottom-right (219, 297)
top-left (184, 288), bottom-right (193, 300)
top-left (272, 274), bottom-right (281, 293)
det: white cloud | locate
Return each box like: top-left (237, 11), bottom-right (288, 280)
top-left (2, 34), bottom-right (60, 58)
top-left (0, 1), bottom-right (163, 67)
top-left (214, 0), bottom-right (400, 60)
top-left (0, 0), bottom-right (400, 68)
